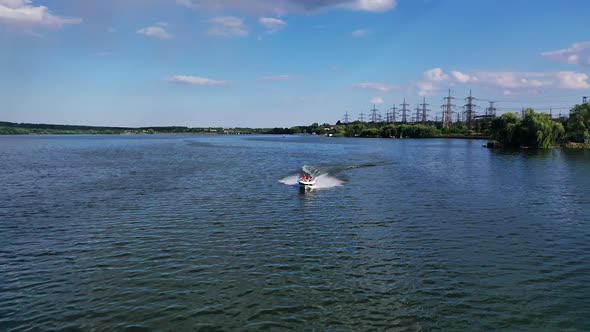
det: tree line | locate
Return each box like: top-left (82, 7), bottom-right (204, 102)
top-left (2, 103), bottom-right (589, 148)
top-left (282, 121), bottom-right (487, 138)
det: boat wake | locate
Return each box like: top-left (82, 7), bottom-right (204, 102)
top-left (279, 162), bottom-right (386, 190)
top-left (279, 173), bottom-right (344, 189)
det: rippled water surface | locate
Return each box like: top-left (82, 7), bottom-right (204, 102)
top-left (1, 135), bottom-right (589, 331)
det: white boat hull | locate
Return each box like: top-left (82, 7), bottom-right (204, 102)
top-left (298, 179), bottom-right (316, 188)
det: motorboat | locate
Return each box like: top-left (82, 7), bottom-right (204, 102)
top-left (297, 174), bottom-right (316, 189)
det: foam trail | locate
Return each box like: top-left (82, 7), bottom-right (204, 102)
top-left (279, 173), bottom-right (343, 190)
top-left (302, 165), bottom-right (315, 175)
top-left (279, 174), bottom-right (299, 185)
top-left (280, 162), bottom-right (381, 190)
top-left (312, 174), bottom-right (344, 189)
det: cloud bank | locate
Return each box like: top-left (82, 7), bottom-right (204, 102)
top-left (542, 41), bottom-right (590, 66)
top-left (167, 75), bottom-right (228, 86)
top-left (0, 0), bottom-right (82, 29)
top-left (354, 82), bottom-right (398, 92)
top-left (177, 0), bottom-right (396, 15)
top-left (416, 67), bottom-right (590, 96)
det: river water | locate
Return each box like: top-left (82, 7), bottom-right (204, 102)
top-left (1, 135), bottom-right (589, 331)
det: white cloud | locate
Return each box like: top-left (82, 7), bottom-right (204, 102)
top-left (177, 0), bottom-right (396, 15)
top-left (0, 0), bottom-right (82, 29)
top-left (416, 68), bottom-right (450, 95)
top-left (137, 25), bottom-right (173, 40)
top-left (473, 71), bottom-right (549, 89)
top-left (167, 75), bottom-right (228, 86)
top-left (353, 82), bottom-right (398, 92)
top-left (258, 17), bottom-right (286, 33)
top-left (424, 68), bottom-right (449, 82)
top-left (351, 0), bottom-right (394, 12)
top-left (208, 16), bottom-right (247, 37)
top-left (556, 71), bottom-right (590, 89)
top-left (352, 28), bottom-right (369, 37)
top-left (450, 70), bottom-right (473, 83)
top-left (415, 67), bottom-right (590, 96)
top-left (417, 81), bottom-right (436, 97)
top-left (542, 41), bottom-right (590, 66)
top-left (371, 97), bottom-right (384, 104)
top-left (258, 74), bottom-right (291, 81)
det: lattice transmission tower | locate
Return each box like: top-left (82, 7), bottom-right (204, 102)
top-left (441, 90), bottom-right (456, 129)
top-left (420, 97), bottom-right (430, 123)
top-left (386, 106), bottom-right (397, 123)
top-left (485, 101), bottom-right (497, 117)
top-left (463, 90), bottom-right (478, 130)
top-left (369, 104), bottom-right (379, 123)
top-left (400, 98), bottom-right (410, 123)
top-left (343, 111), bottom-right (351, 124)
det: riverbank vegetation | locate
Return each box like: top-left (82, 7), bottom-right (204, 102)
top-left (489, 104), bottom-right (589, 149)
top-left (0, 122), bottom-right (231, 135)
top-left (490, 110), bottom-right (564, 148)
top-left (287, 121), bottom-right (489, 139)
top-left (2, 103), bottom-right (589, 149)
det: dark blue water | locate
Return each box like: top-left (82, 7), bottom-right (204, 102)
top-left (1, 135), bottom-right (589, 331)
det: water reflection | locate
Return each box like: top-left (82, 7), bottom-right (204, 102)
top-left (489, 148), bottom-right (555, 159)
top-left (298, 186), bottom-right (315, 199)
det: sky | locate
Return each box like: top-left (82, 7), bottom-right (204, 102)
top-left (1, 0), bottom-right (590, 127)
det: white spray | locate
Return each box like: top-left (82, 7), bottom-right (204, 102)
top-left (279, 165), bottom-right (344, 189)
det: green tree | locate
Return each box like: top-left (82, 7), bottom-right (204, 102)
top-left (361, 128), bottom-right (380, 137)
top-left (333, 125), bottom-right (346, 137)
top-left (518, 109), bottom-right (564, 148)
top-left (345, 121), bottom-right (366, 137)
top-left (566, 103), bottom-right (590, 143)
top-left (491, 110), bottom-right (564, 148)
top-left (491, 112), bottom-right (521, 147)
top-left (380, 124), bottom-right (398, 138)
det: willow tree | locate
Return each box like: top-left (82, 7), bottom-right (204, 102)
top-left (566, 103), bottom-right (590, 143)
top-left (491, 110), bottom-right (564, 148)
top-left (490, 112), bottom-right (521, 147)
top-left (519, 109), bottom-right (565, 148)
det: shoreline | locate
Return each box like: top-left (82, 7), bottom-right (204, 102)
top-left (2, 133), bottom-right (588, 149)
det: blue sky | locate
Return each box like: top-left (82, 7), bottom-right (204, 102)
top-left (1, 0), bottom-right (589, 127)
